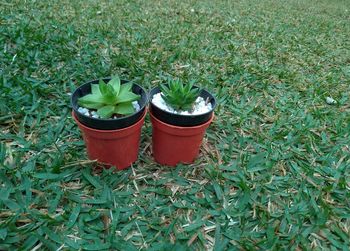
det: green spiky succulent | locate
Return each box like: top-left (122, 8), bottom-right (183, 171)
top-left (159, 79), bottom-right (200, 111)
top-left (78, 76), bottom-right (140, 119)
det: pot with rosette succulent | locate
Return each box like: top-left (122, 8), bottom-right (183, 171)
top-left (71, 76), bottom-right (148, 170)
top-left (149, 79), bottom-right (216, 166)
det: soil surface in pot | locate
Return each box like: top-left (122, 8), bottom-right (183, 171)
top-left (151, 92), bottom-right (212, 115)
top-left (77, 101), bottom-right (141, 119)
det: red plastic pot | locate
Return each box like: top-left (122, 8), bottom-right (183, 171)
top-left (150, 111), bottom-right (214, 166)
top-left (72, 110), bottom-right (146, 170)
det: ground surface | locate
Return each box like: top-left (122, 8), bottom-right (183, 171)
top-left (1, 0), bottom-right (350, 250)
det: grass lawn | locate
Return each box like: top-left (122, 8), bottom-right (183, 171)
top-left (1, 0), bottom-right (350, 249)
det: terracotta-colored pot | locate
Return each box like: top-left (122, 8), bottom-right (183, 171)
top-left (150, 111), bottom-right (214, 166)
top-left (72, 110), bottom-right (146, 170)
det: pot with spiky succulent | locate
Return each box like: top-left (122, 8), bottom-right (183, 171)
top-left (149, 78), bottom-right (216, 166)
top-left (71, 76), bottom-right (148, 170)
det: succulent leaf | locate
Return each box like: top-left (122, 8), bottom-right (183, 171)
top-left (120, 82), bottom-right (133, 92)
top-left (97, 105), bottom-right (115, 118)
top-left (91, 84), bottom-right (101, 95)
top-left (117, 92), bottom-right (140, 104)
top-left (109, 76), bottom-right (121, 95)
top-left (78, 94), bottom-right (105, 109)
top-left (98, 80), bottom-right (108, 95)
top-left (117, 83), bottom-right (139, 103)
top-left (115, 102), bottom-right (135, 115)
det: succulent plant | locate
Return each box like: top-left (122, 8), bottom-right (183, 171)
top-left (159, 79), bottom-right (201, 111)
top-left (78, 76), bottom-right (140, 118)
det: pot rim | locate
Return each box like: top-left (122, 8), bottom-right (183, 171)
top-left (149, 111), bottom-right (215, 131)
top-left (72, 108), bottom-right (147, 133)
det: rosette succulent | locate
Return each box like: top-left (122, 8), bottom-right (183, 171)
top-left (78, 76), bottom-right (140, 118)
top-left (160, 79), bottom-right (200, 111)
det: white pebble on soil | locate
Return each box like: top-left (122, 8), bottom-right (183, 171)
top-left (77, 107), bottom-right (89, 116)
top-left (132, 101), bottom-right (141, 112)
top-left (151, 92), bottom-right (212, 115)
top-left (91, 111), bottom-right (99, 118)
top-left (326, 97), bottom-right (337, 105)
